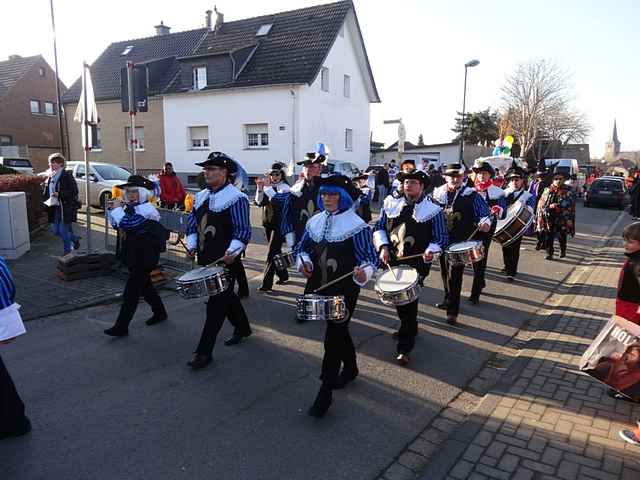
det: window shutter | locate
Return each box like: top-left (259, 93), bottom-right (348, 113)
top-left (190, 126), bottom-right (208, 140)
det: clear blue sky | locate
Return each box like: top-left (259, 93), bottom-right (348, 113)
top-left (2, 0), bottom-right (638, 157)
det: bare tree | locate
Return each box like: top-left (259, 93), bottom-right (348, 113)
top-left (500, 59), bottom-right (590, 159)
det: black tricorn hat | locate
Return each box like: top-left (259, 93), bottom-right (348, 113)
top-left (316, 174), bottom-right (360, 200)
top-left (535, 158), bottom-right (547, 176)
top-left (266, 162), bottom-right (286, 175)
top-left (397, 170), bottom-right (430, 189)
top-left (116, 174), bottom-right (155, 190)
top-left (400, 159), bottom-right (416, 168)
top-left (195, 151), bottom-right (237, 173)
top-left (443, 163), bottom-right (465, 176)
top-left (296, 151), bottom-right (326, 166)
top-left (505, 160), bottom-right (526, 180)
top-left (352, 174), bottom-right (369, 183)
top-left (471, 159), bottom-right (495, 177)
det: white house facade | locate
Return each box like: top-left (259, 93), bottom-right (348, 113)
top-left (372, 143), bottom-right (492, 169)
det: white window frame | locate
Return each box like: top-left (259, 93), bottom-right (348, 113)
top-left (321, 67), bottom-right (330, 92)
top-left (0, 135), bottom-right (12, 145)
top-left (44, 101), bottom-right (55, 115)
top-left (345, 128), bottom-right (353, 152)
top-left (125, 126), bottom-right (145, 151)
top-left (30, 100), bottom-right (40, 114)
top-left (256, 24), bottom-right (273, 36)
top-left (192, 66), bottom-right (207, 90)
top-left (244, 123), bottom-right (269, 149)
top-left (343, 74), bottom-right (351, 98)
top-left (188, 126), bottom-right (210, 150)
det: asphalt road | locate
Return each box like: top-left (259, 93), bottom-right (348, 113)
top-left (0, 203), bottom-right (625, 480)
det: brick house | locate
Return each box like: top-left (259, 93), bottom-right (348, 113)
top-left (0, 54), bottom-right (66, 172)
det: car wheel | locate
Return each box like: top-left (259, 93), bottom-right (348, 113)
top-left (99, 192), bottom-right (112, 210)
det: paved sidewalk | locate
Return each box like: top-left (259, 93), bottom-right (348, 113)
top-left (418, 236), bottom-right (640, 479)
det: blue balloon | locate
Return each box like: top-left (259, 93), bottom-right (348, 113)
top-left (492, 146), bottom-right (501, 156)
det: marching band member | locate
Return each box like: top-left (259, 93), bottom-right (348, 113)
top-left (255, 163), bottom-right (291, 292)
top-left (469, 159), bottom-right (507, 304)
top-left (529, 159), bottom-right (548, 250)
top-left (0, 257), bottom-right (31, 439)
top-left (352, 174), bottom-right (373, 222)
top-left (280, 152), bottom-right (325, 250)
top-left (433, 163), bottom-right (491, 325)
top-left (294, 175), bottom-right (378, 417)
top-left (537, 167), bottom-right (576, 261)
top-left (391, 159), bottom-right (417, 198)
top-left (501, 162), bottom-right (537, 281)
top-left (104, 175), bottom-right (168, 337)
top-left (185, 152), bottom-right (252, 370)
top-left (374, 170), bottom-right (448, 365)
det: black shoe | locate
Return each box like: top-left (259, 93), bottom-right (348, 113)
top-left (224, 331), bottom-right (252, 346)
top-left (258, 286), bottom-right (273, 293)
top-left (560, 251), bottom-right (566, 258)
top-left (0, 417), bottom-right (32, 440)
top-left (535, 243), bottom-right (543, 251)
top-left (104, 325), bottom-right (128, 337)
top-left (506, 275), bottom-right (514, 283)
top-left (188, 354), bottom-right (212, 370)
top-left (145, 314), bottom-right (167, 326)
top-left (396, 353), bottom-right (410, 366)
top-left (334, 369), bottom-right (359, 390)
top-left (435, 301), bottom-right (449, 310)
top-left (446, 314), bottom-right (458, 325)
top-left (468, 295), bottom-right (479, 305)
top-left (296, 315), bottom-right (307, 324)
top-left (545, 255), bottom-right (553, 260)
top-left (308, 387), bottom-right (333, 418)
top-left (275, 278), bottom-right (288, 285)
top-left (392, 330), bottom-right (400, 339)
top-left (73, 237), bottom-right (81, 250)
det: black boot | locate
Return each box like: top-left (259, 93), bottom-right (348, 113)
top-left (334, 368), bottom-right (359, 390)
top-left (104, 325), bottom-right (129, 337)
top-left (308, 385), bottom-right (333, 418)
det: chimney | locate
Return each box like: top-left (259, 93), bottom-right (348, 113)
top-left (205, 10), bottom-right (213, 31)
top-left (154, 21), bottom-right (171, 36)
top-left (8, 55), bottom-right (22, 61)
top-left (213, 6), bottom-right (224, 34)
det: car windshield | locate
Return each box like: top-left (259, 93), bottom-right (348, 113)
top-left (5, 158), bottom-right (31, 167)
top-left (92, 164), bottom-right (130, 181)
top-left (592, 180), bottom-right (622, 191)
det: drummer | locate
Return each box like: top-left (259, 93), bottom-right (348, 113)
top-left (255, 162), bottom-right (291, 292)
top-left (352, 174), bottom-right (373, 222)
top-left (432, 163), bottom-right (491, 325)
top-left (529, 159), bottom-right (549, 250)
top-left (373, 170), bottom-right (448, 365)
top-left (185, 152), bottom-right (252, 370)
top-left (294, 174), bottom-right (378, 417)
top-left (390, 159), bottom-right (417, 198)
top-left (501, 161), bottom-right (537, 281)
top-left (469, 159), bottom-right (506, 304)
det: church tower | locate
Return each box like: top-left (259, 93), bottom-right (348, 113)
top-left (604, 119), bottom-right (621, 161)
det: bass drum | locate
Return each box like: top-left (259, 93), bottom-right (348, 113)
top-left (493, 202), bottom-right (534, 246)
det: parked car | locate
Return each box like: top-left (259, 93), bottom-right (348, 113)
top-left (584, 177), bottom-right (628, 210)
top-left (0, 156), bottom-right (34, 175)
top-left (65, 161), bottom-right (131, 208)
top-left (322, 160), bottom-right (362, 179)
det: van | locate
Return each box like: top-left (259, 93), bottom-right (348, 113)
top-left (545, 158), bottom-right (581, 190)
top-left (0, 157), bottom-right (34, 174)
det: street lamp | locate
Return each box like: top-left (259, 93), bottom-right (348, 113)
top-left (459, 59), bottom-right (480, 164)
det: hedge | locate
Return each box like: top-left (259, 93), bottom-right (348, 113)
top-left (0, 174), bottom-right (47, 233)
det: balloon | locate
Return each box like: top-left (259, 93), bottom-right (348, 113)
top-left (504, 135), bottom-right (514, 145)
top-left (502, 146), bottom-right (511, 156)
top-left (492, 146), bottom-right (501, 156)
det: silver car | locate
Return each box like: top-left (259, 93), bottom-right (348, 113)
top-left (66, 161), bottom-right (131, 208)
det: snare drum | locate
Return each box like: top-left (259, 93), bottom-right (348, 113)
top-left (493, 203), bottom-right (534, 246)
top-left (374, 266), bottom-right (420, 306)
top-left (273, 251), bottom-right (296, 271)
top-left (176, 265), bottom-right (230, 299)
top-left (296, 294), bottom-right (347, 322)
top-left (445, 241), bottom-right (485, 266)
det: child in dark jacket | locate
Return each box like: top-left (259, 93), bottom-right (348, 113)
top-left (617, 222), bottom-right (640, 325)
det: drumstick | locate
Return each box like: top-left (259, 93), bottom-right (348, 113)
top-left (205, 247), bottom-right (243, 268)
top-left (313, 269), bottom-right (357, 293)
top-left (466, 226), bottom-right (480, 241)
top-left (385, 261), bottom-right (398, 281)
top-left (396, 252), bottom-right (440, 263)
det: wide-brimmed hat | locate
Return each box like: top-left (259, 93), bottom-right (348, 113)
top-left (195, 151), bottom-right (237, 173)
top-left (471, 159), bottom-right (495, 177)
top-left (397, 170), bottom-right (430, 189)
top-left (505, 160), bottom-right (526, 180)
top-left (116, 174), bottom-right (155, 190)
top-left (535, 158), bottom-right (548, 176)
top-left (352, 174), bottom-right (368, 183)
top-left (316, 174), bottom-right (359, 200)
top-left (551, 165), bottom-right (568, 179)
top-left (266, 162), bottom-right (286, 175)
top-left (443, 163), bottom-right (465, 176)
top-left (296, 152), bottom-right (326, 166)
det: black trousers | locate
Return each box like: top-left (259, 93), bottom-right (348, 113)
top-left (546, 226), bottom-right (567, 257)
top-left (115, 266), bottom-right (167, 328)
top-left (395, 299), bottom-right (419, 354)
top-left (321, 292), bottom-right (359, 389)
top-left (502, 236), bottom-right (523, 277)
top-left (471, 234), bottom-right (492, 297)
top-left (228, 255), bottom-right (249, 297)
top-left (440, 254), bottom-right (466, 316)
top-left (261, 227), bottom-right (288, 289)
top-left (0, 354), bottom-right (28, 436)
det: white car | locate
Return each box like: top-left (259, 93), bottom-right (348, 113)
top-left (65, 161), bottom-right (131, 208)
top-left (0, 156), bottom-right (34, 174)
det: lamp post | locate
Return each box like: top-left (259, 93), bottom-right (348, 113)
top-left (459, 59), bottom-right (480, 165)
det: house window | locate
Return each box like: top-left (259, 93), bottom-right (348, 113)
top-left (45, 102), bottom-right (55, 115)
top-left (321, 67), bottom-right (329, 92)
top-left (343, 75), bottom-right (350, 98)
top-left (245, 123), bottom-right (269, 149)
top-left (189, 126), bottom-right (210, 149)
top-left (92, 127), bottom-right (102, 150)
top-left (0, 135), bottom-right (12, 146)
top-left (345, 128), bottom-right (353, 151)
top-left (38, 67), bottom-right (45, 77)
top-left (256, 24), bottom-right (272, 36)
top-left (30, 100), bottom-right (40, 113)
top-left (121, 45), bottom-right (134, 56)
top-left (192, 66), bottom-right (207, 90)
top-left (125, 126), bottom-right (145, 151)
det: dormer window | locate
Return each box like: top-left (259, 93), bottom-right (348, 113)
top-left (256, 24), bottom-right (272, 36)
top-left (192, 66), bottom-right (207, 90)
top-left (121, 45), bottom-right (134, 56)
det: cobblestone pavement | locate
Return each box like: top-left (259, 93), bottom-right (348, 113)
top-left (377, 218), bottom-right (640, 480)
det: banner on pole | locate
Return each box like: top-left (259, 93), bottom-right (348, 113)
top-left (120, 65), bottom-right (149, 113)
top-left (73, 64), bottom-right (99, 149)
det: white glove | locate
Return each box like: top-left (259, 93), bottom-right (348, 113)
top-left (285, 232), bottom-right (295, 249)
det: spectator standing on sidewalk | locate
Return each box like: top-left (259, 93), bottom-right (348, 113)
top-left (616, 222), bottom-right (640, 324)
top-left (375, 163), bottom-right (390, 204)
top-left (0, 257), bottom-right (31, 440)
top-left (629, 175), bottom-right (640, 219)
top-left (159, 162), bottom-right (186, 209)
top-left (42, 153), bottom-right (81, 255)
